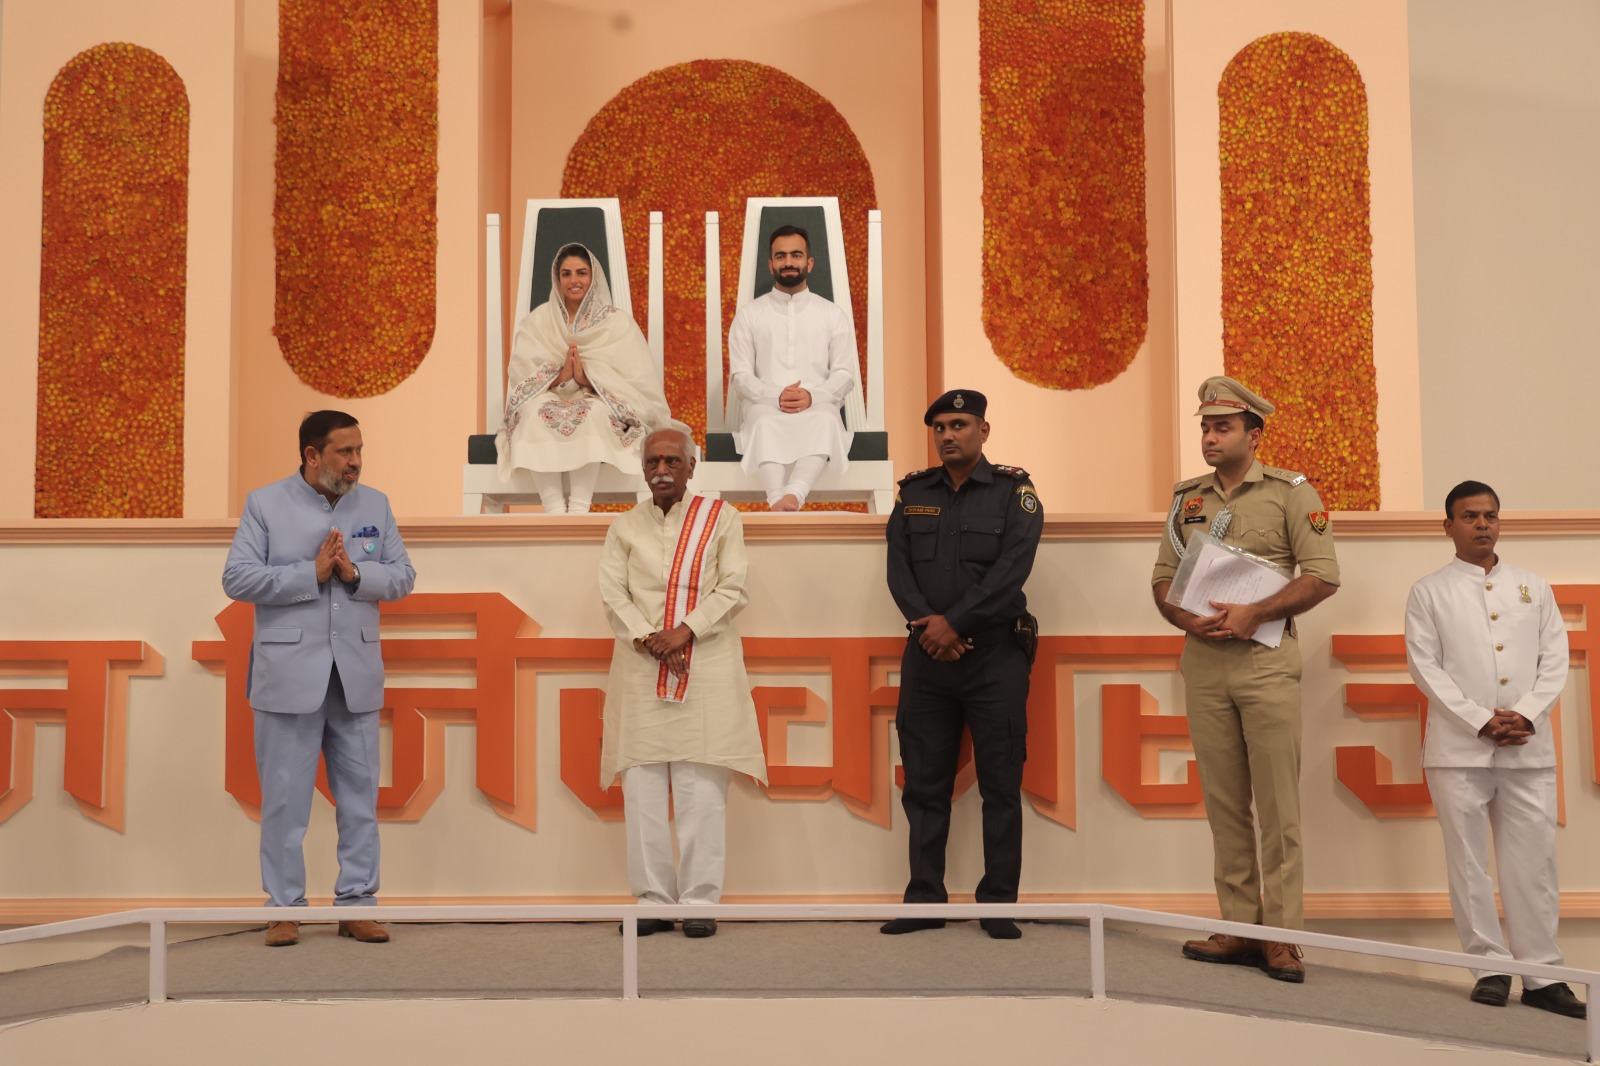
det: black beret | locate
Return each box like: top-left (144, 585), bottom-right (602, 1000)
top-left (923, 389), bottom-right (987, 426)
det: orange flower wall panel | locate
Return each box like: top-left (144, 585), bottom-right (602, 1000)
top-left (980, 0), bottom-right (1148, 390)
top-left (1220, 33), bottom-right (1377, 510)
top-left (274, 0), bottom-right (438, 397)
top-left (35, 44), bottom-right (189, 518)
top-left (562, 60), bottom-right (876, 441)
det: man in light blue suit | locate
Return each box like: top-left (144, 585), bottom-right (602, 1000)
top-left (223, 411), bottom-right (416, 947)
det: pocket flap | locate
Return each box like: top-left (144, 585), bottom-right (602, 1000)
top-left (258, 627), bottom-right (302, 643)
top-left (362, 626), bottom-right (381, 643)
top-left (908, 514), bottom-right (940, 534)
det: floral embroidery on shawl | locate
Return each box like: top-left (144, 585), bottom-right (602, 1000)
top-left (503, 363), bottom-right (561, 433)
top-left (593, 380), bottom-right (647, 447)
top-left (537, 394), bottom-right (592, 437)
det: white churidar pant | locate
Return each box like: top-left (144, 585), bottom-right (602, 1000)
top-left (757, 454), bottom-right (827, 506)
top-left (621, 761), bottom-right (732, 905)
top-left (1426, 765), bottom-right (1562, 987)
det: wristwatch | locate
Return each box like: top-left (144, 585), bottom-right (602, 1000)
top-left (346, 564), bottom-right (361, 594)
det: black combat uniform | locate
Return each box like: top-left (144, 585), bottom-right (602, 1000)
top-left (886, 452), bottom-right (1043, 906)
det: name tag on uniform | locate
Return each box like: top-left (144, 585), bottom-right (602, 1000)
top-left (904, 505), bottom-right (941, 516)
top-left (1183, 515), bottom-right (1207, 524)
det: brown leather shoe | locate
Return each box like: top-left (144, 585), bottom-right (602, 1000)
top-left (1181, 933), bottom-right (1263, 966)
top-left (337, 919), bottom-right (390, 943)
top-left (1261, 941), bottom-right (1305, 983)
top-left (264, 920), bottom-right (299, 947)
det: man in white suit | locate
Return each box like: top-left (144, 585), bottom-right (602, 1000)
top-left (224, 411), bottom-right (416, 947)
top-left (1405, 479), bottom-right (1582, 1017)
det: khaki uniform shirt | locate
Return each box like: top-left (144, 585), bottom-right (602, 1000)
top-left (1151, 459), bottom-right (1340, 592)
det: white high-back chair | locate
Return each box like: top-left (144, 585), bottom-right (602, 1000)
top-left (687, 197), bottom-right (894, 513)
top-left (462, 199), bottom-right (665, 514)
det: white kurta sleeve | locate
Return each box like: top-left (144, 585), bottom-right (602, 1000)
top-left (1510, 578), bottom-right (1569, 725)
top-left (728, 304), bottom-right (782, 407)
top-left (598, 522), bottom-right (657, 643)
top-left (807, 305), bottom-right (857, 408)
top-left (680, 510), bottom-right (750, 639)
top-left (1405, 582), bottom-right (1494, 738)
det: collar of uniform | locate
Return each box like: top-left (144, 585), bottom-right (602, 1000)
top-left (1447, 555), bottom-right (1500, 579)
top-left (767, 287), bottom-right (809, 306)
top-left (942, 455), bottom-right (994, 487)
top-left (1199, 458), bottom-right (1264, 498)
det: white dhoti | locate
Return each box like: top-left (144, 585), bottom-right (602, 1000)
top-left (1426, 766), bottom-right (1563, 987)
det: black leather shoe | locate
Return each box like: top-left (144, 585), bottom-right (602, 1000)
top-left (879, 918), bottom-right (946, 935)
top-left (682, 918), bottom-right (717, 938)
top-left (618, 918), bottom-right (674, 936)
top-left (1470, 975), bottom-right (1511, 1006)
top-left (1522, 982), bottom-right (1587, 1018)
top-left (980, 918), bottom-right (1022, 940)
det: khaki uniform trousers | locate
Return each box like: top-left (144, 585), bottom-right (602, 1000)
top-left (1180, 632), bottom-right (1303, 930)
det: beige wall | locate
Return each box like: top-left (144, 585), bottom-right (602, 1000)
top-left (230, 0), bottom-right (485, 518)
top-left (1169, 0), bottom-right (1424, 508)
top-left (0, 0), bottom-right (244, 519)
top-left (934, 0), bottom-right (1179, 512)
top-left (1409, 0), bottom-right (1600, 511)
top-left (5, 522), bottom-right (1600, 973)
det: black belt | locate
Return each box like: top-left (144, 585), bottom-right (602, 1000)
top-left (963, 621), bottom-right (1019, 649)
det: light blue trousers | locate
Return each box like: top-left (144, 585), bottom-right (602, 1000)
top-left (253, 668), bottom-right (382, 908)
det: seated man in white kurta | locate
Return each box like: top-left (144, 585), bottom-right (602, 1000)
top-left (727, 225), bottom-right (859, 511)
top-left (599, 425), bottom-right (768, 938)
top-left (1405, 479), bottom-right (1584, 1019)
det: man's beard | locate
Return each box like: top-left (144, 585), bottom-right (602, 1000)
top-left (318, 465), bottom-right (357, 497)
top-left (774, 267), bottom-right (807, 288)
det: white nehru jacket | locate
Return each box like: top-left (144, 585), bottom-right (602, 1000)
top-left (1405, 557), bottom-right (1568, 769)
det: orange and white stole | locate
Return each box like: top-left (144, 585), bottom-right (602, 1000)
top-left (656, 495), bottom-right (725, 703)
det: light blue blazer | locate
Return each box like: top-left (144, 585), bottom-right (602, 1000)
top-left (222, 472), bottom-right (417, 714)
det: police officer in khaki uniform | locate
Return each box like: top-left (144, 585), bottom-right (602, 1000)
top-left (1151, 376), bottom-right (1339, 983)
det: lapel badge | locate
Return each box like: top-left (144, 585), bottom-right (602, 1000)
top-left (1308, 510), bottom-right (1329, 534)
top-left (363, 540), bottom-right (377, 554)
top-left (1520, 584), bottom-right (1532, 604)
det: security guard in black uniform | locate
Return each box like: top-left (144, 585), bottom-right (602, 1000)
top-left (881, 389), bottom-right (1043, 940)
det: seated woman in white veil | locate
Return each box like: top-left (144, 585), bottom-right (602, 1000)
top-left (496, 243), bottom-right (671, 513)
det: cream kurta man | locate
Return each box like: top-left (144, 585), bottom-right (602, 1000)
top-left (1151, 376), bottom-right (1339, 985)
top-left (599, 425), bottom-right (767, 939)
top-left (1405, 480), bottom-right (1584, 1019)
top-left (726, 225), bottom-right (863, 511)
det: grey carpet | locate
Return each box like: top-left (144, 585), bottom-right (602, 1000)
top-left (0, 920), bottom-right (1586, 1060)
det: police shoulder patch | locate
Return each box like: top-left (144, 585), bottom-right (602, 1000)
top-left (992, 464), bottom-right (1031, 481)
top-left (1016, 485), bottom-right (1040, 515)
top-left (1264, 466), bottom-right (1308, 487)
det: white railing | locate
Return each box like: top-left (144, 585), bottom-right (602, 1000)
top-left (2, 903), bottom-right (1595, 1060)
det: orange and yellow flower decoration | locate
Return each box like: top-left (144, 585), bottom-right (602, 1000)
top-left (36, 43), bottom-right (188, 518)
top-left (273, 0), bottom-right (438, 397)
top-left (980, 0), bottom-right (1148, 390)
top-left (562, 59), bottom-right (876, 442)
top-left (1220, 32), bottom-right (1378, 510)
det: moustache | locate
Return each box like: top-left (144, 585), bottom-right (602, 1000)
top-left (650, 475), bottom-right (675, 486)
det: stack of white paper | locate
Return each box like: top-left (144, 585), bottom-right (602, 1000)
top-left (1169, 540), bottom-right (1290, 648)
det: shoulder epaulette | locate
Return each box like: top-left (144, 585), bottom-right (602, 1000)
top-left (1263, 466), bottom-right (1309, 487)
top-left (1171, 475), bottom-right (1205, 494)
top-left (991, 464), bottom-right (1031, 481)
top-left (898, 467), bottom-right (939, 484)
